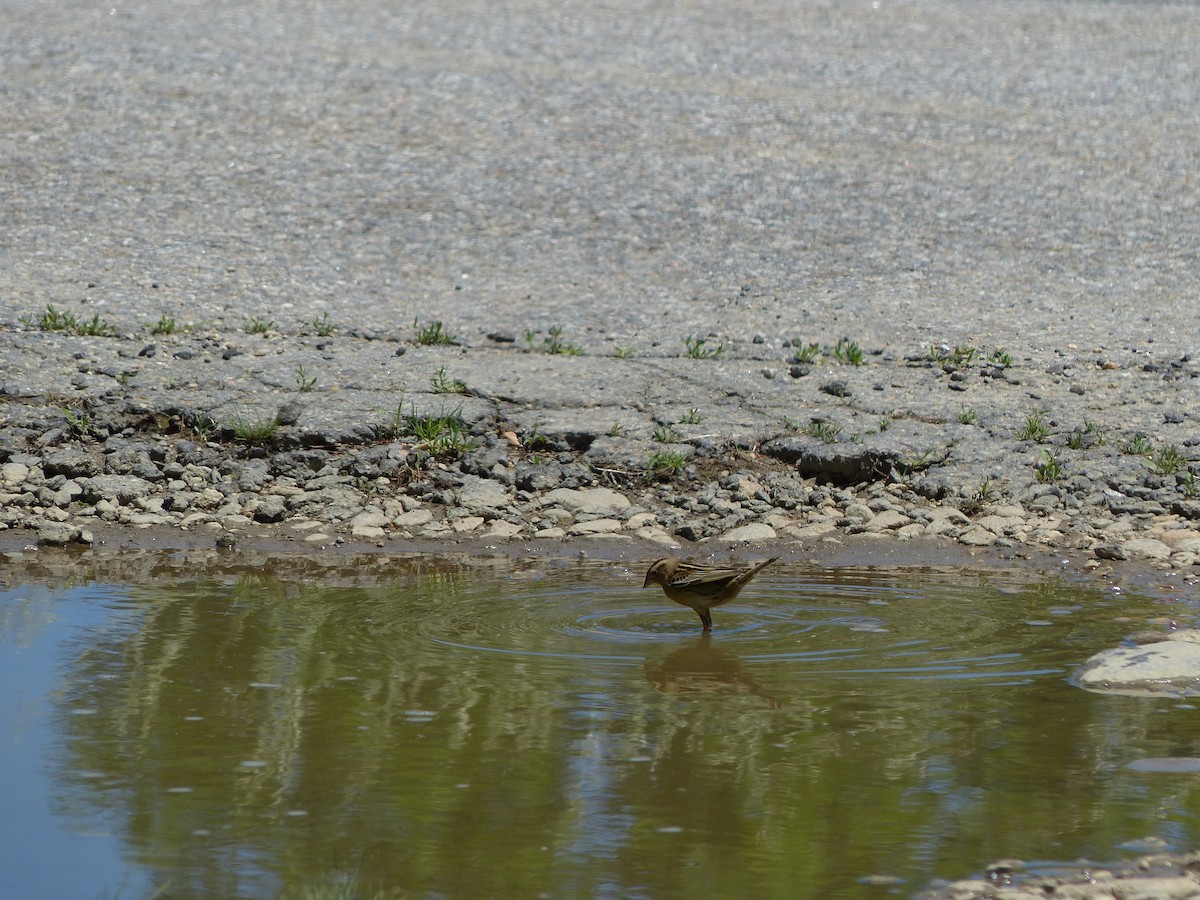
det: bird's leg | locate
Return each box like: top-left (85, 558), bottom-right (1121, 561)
top-left (699, 609), bottom-right (713, 632)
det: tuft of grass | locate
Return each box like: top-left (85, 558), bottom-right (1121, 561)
top-left (652, 425), bottom-right (678, 443)
top-left (613, 345), bottom-right (634, 359)
top-left (803, 419), bottom-right (842, 443)
top-left (929, 344), bottom-right (977, 365)
top-left (974, 477), bottom-right (998, 503)
top-left (1035, 449), bottom-right (1063, 483)
top-left (414, 319), bottom-right (456, 346)
top-left (23, 305), bottom-right (115, 336)
top-left (684, 335), bottom-right (724, 359)
top-left (295, 365), bottom-right (317, 392)
top-left (405, 405), bottom-right (478, 457)
top-left (62, 407), bottom-right (93, 437)
top-left (833, 338), bottom-right (864, 366)
top-left (1123, 433), bottom-right (1154, 457)
top-left (150, 314), bottom-right (177, 335)
top-left (926, 344), bottom-right (1010, 367)
top-left (50, 308), bottom-right (70, 332)
top-left (76, 313), bottom-right (113, 336)
top-left (1151, 443), bottom-right (1186, 475)
top-left (792, 342), bottom-right (821, 364)
top-left (190, 416), bottom-right (218, 442)
top-left (877, 416), bottom-right (892, 432)
top-left (526, 325), bottom-right (583, 356)
top-left (244, 317), bottom-right (273, 335)
top-left (948, 345), bottom-right (978, 365)
top-left (960, 477), bottom-right (998, 516)
top-left (310, 312), bottom-right (336, 336)
top-left (27, 304), bottom-right (78, 332)
top-left (374, 408), bottom-right (406, 441)
top-left (229, 414), bottom-right (279, 444)
top-left (680, 407), bottom-right (703, 425)
top-left (900, 449), bottom-right (939, 474)
top-left (648, 450), bottom-right (688, 479)
top-left (1014, 409), bottom-right (1050, 443)
top-left (608, 422), bottom-right (625, 437)
top-left (958, 407), bottom-right (977, 425)
top-left (430, 366), bottom-right (467, 395)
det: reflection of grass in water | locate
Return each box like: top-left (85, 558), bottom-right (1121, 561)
top-left (42, 564), bottom-right (1190, 900)
top-left (287, 876), bottom-right (407, 900)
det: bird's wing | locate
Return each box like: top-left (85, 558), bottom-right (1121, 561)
top-left (670, 565), bottom-right (743, 588)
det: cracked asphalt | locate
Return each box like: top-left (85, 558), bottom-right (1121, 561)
top-left (2, 0), bottom-right (1198, 518)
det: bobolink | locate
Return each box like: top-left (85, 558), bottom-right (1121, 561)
top-left (643, 556), bottom-right (779, 631)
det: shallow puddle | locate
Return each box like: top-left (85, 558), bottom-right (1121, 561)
top-left (3, 555), bottom-right (1200, 898)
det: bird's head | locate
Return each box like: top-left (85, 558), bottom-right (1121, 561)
top-left (643, 557), bottom-right (679, 588)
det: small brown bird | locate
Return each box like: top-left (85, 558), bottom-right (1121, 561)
top-left (643, 556), bottom-right (779, 631)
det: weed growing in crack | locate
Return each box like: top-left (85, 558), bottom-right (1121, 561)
top-left (1014, 409), bottom-right (1050, 443)
top-left (684, 335), bottom-right (724, 359)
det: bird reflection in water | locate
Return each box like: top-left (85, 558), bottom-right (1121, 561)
top-left (644, 634), bottom-right (781, 709)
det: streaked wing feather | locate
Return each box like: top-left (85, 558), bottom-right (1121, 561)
top-left (669, 566), bottom-right (743, 588)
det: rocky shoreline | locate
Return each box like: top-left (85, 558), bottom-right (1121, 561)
top-left (1, 323), bottom-right (1198, 584)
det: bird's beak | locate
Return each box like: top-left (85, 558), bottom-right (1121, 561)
top-left (642, 572), bottom-right (654, 588)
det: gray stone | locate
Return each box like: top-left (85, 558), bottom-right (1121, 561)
top-left (516, 462), bottom-right (563, 492)
top-left (37, 520), bottom-right (81, 545)
top-left (127, 511), bottom-right (172, 527)
top-left (483, 520), bottom-right (524, 539)
top-left (395, 508), bottom-right (434, 527)
top-left (927, 507), bottom-right (971, 524)
top-left (460, 445), bottom-right (509, 479)
top-left (79, 475), bottom-right (156, 504)
top-left (249, 496), bottom-right (288, 523)
top-left (567, 518), bottom-right (623, 536)
top-left (1173, 500), bottom-right (1200, 520)
top-left (1078, 638), bottom-right (1200, 697)
top-left (543, 487), bottom-right (630, 517)
top-left (1121, 538), bottom-right (1172, 561)
top-left (50, 481), bottom-right (83, 507)
top-left (129, 460), bottom-right (164, 481)
top-left (456, 475), bottom-right (512, 517)
top-left (1, 462), bottom-right (30, 486)
top-left (236, 459), bottom-right (271, 491)
top-left (957, 526), bottom-right (997, 547)
top-left (867, 509), bottom-right (911, 530)
top-left (276, 401), bottom-right (304, 426)
top-left (715, 523), bottom-right (777, 543)
top-left (271, 450), bottom-right (331, 478)
top-left (675, 521), bottom-right (709, 542)
top-left (43, 449), bottom-right (99, 478)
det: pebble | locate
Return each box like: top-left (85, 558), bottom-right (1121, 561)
top-left (1078, 630), bottom-right (1200, 698)
top-left (715, 523), bottom-right (777, 543)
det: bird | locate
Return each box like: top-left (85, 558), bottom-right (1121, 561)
top-left (642, 556), bottom-right (779, 631)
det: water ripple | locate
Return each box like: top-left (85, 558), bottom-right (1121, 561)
top-left (383, 565), bottom-right (1051, 684)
